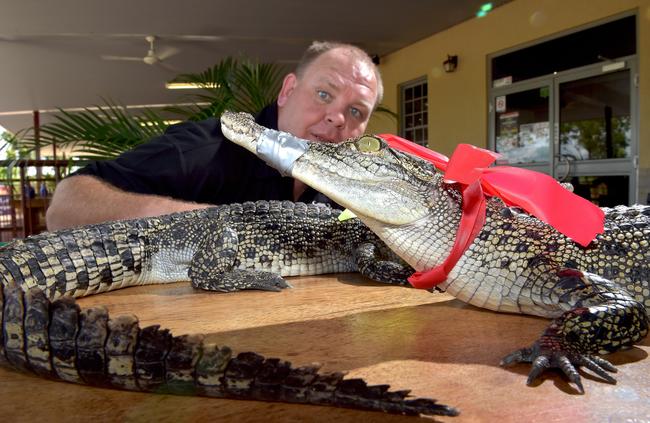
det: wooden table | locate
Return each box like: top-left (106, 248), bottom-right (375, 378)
top-left (1, 274), bottom-right (649, 422)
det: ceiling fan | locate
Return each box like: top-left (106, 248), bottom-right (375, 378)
top-left (101, 35), bottom-right (179, 69)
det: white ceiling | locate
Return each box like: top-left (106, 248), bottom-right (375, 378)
top-left (0, 0), bottom-right (510, 132)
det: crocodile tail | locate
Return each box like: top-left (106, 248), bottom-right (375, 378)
top-left (0, 282), bottom-right (459, 417)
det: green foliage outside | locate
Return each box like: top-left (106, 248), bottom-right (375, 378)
top-left (0, 131), bottom-right (30, 180)
top-left (0, 131), bottom-right (47, 198)
top-left (559, 116), bottom-right (631, 160)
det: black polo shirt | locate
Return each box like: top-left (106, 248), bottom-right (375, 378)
top-left (73, 103), bottom-right (336, 206)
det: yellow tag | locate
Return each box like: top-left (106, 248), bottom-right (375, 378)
top-left (338, 209), bottom-right (357, 221)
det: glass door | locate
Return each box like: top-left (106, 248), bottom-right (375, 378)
top-left (555, 66), bottom-right (636, 206)
top-left (489, 59), bottom-right (637, 206)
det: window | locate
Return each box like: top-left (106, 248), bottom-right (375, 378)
top-left (400, 78), bottom-right (428, 146)
top-left (491, 15), bottom-right (635, 85)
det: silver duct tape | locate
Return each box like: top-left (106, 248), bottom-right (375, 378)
top-left (257, 129), bottom-right (309, 176)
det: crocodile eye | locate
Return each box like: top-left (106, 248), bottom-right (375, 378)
top-left (355, 135), bottom-right (382, 152)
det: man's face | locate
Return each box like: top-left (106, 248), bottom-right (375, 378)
top-left (276, 48), bottom-right (378, 143)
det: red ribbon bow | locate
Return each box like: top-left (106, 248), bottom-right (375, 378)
top-left (378, 134), bottom-right (605, 289)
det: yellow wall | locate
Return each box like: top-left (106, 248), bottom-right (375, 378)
top-left (370, 0), bottom-right (650, 171)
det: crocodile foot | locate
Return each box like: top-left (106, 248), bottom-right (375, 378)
top-left (500, 335), bottom-right (617, 393)
top-left (354, 243), bottom-right (414, 286)
top-left (190, 269), bottom-right (292, 292)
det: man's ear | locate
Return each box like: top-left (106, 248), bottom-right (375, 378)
top-left (277, 73), bottom-right (297, 107)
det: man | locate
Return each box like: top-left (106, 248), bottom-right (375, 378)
top-left (45, 41), bottom-right (382, 230)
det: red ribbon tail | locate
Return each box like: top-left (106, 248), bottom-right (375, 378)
top-left (482, 167), bottom-right (604, 246)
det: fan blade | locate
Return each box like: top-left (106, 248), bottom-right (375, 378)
top-left (163, 34), bottom-right (226, 42)
top-left (155, 61), bottom-right (180, 73)
top-left (101, 55), bottom-right (143, 61)
top-left (156, 46), bottom-right (180, 61)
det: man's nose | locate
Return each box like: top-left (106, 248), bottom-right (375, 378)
top-left (326, 109), bottom-right (345, 127)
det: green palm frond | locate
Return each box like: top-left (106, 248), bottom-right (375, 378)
top-left (374, 104), bottom-right (398, 121)
top-left (164, 58), bottom-right (238, 121)
top-left (231, 62), bottom-right (284, 113)
top-left (165, 58), bottom-right (284, 120)
top-left (17, 100), bottom-right (169, 160)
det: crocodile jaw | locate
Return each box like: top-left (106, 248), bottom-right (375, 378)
top-left (220, 111), bottom-right (263, 155)
top-left (291, 159), bottom-right (432, 226)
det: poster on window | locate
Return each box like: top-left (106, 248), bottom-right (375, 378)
top-left (495, 95), bottom-right (507, 112)
top-left (496, 112), bottom-right (519, 156)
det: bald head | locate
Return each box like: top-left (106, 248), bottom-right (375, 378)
top-left (294, 41), bottom-right (384, 109)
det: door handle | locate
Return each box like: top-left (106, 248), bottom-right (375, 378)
top-left (554, 154), bottom-right (574, 182)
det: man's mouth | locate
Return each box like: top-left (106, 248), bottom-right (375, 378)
top-left (310, 133), bottom-right (336, 143)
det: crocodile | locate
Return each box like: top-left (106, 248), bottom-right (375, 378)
top-left (0, 201), bottom-right (458, 417)
top-left (221, 110), bottom-right (650, 393)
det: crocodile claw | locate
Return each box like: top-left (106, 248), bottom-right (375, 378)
top-left (500, 339), bottom-right (617, 393)
top-left (244, 271), bottom-right (292, 292)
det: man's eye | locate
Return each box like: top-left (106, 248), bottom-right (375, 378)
top-left (355, 135), bottom-right (382, 152)
top-left (350, 107), bottom-right (363, 119)
top-left (317, 90), bottom-right (330, 101)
